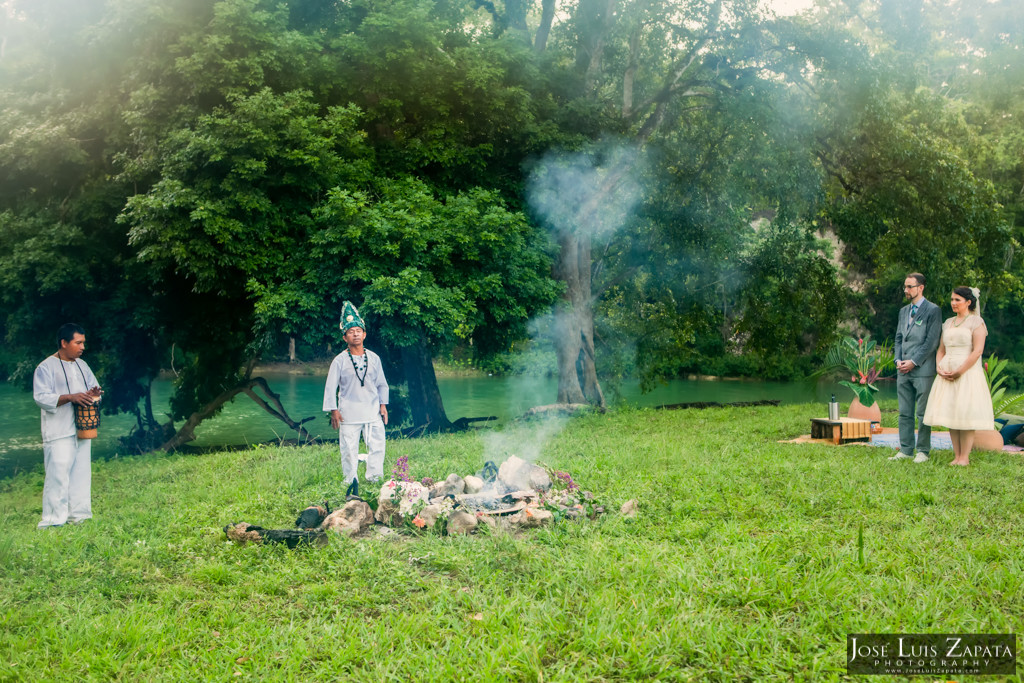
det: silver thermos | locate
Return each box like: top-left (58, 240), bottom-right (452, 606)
top-left (828, 393), bottom-right (840, 421)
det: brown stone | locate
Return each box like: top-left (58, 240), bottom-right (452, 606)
top-left (322, 501), bottom-right (375, 536)
top-left (374, 498), bottom-right (401, 526)
top-left (517, 508), bottom-right (554, 528)
top-left (447, 510), bottom-right (478, 535)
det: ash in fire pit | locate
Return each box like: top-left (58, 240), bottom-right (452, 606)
top-left (375, 455), bottom-right (603, 534)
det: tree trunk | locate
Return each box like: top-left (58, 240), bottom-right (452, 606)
top-left (504, 0), bottom-right (529, 34)
top-left (534, 0), bottom-right (556, 52)
top-left (547, 0), bottom-right (724, 410)
top-left (554, 230), bottom-right (605, 407)
top-left (144, 377), bottom-right (157, 428)
top-left (161, 376), bottom-right (317, 451)
top-left (577, 0), bottom-right (617, 90)
top-left (288, 336), bottom-right (296, 363)
top-left (401, 334), bottom-right (451, 429)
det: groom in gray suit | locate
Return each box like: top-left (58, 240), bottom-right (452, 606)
top-left (891, 272), bottom-right (942, 462)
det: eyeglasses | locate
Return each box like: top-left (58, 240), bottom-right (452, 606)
top-left (903, 284), bottom-right (922, 290)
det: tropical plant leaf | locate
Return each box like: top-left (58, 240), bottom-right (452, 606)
top-left (994, 392), bottom-right (1024, 418)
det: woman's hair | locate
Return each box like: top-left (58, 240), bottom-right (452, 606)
top-left (952, 286), bottom-right (977, 312)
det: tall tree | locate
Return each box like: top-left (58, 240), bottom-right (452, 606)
top-left (310, 178), bottom-right (559, 429)
top-left (517, 0), bottom-right (802, 404)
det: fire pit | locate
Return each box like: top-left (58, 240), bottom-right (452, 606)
top-left (374, 455), bottom-right (603, 534)
top-left (224, 455), bottom-right (614, 547)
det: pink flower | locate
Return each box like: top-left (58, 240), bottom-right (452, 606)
top-left (412, 516), bottom-right (426, 528)
top-left (858, 338), bottom-right (864, 345)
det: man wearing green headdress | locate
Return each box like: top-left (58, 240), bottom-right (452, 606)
top-left (323, 301), bottom-right (390, 487)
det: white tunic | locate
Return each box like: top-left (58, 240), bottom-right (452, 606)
top-left (323, 349), bottom-right (389, 424)
top-left (33, 355), bottom-right (99, 443)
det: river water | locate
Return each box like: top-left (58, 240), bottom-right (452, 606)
top-left (0, 373), bottom-right (896, 479)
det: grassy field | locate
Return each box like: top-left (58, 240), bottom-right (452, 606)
top-left (1, 402), bottom-right (1022, 681)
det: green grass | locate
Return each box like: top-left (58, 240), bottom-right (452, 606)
top-left (1, 404), bottom-right (1022, 681)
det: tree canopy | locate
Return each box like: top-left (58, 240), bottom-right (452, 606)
top-left (1, 0), bottom-right (1020, 444)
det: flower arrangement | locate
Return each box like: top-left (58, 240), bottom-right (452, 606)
top-left (540, 464), bottom-right (600, 519)
top-left (820, 335), bottom-right (895, 407)
top-left (381, 455), bottom-right (430, 518)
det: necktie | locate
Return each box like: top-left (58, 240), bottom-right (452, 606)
top-left (910, 304), bottom-right (918, 318)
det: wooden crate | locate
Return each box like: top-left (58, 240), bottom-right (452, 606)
top-left (810, 417), bottom-right (872, 444)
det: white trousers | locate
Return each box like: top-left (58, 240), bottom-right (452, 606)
top-left (338, 421), bottom-right (386, 485)
top-left (39, 435), bottom-right (92, 528)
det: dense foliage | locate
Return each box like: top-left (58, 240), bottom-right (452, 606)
top-left (1, 0), bottom-right (1020, 440)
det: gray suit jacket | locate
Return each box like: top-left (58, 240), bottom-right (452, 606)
top-left (894, 298), bottom-right (942, 376)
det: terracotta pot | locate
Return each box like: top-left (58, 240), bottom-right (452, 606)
top-left (848, 397), bottom-right (881, 422)
top-left (972, 429), bottom-right (1004, 452)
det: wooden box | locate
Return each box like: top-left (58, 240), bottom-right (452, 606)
top-left (810, 417), bottom-right (872, 444)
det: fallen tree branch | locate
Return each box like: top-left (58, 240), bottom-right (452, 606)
top-left (161, 376), bottom-right (319, 451)
top-left (656, 400), bottom-right (781, 410)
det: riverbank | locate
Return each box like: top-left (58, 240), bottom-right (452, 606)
top-left (2, 405), bottom-right (1021, 680)
top-left (244, 358), bottom-right (494, 378)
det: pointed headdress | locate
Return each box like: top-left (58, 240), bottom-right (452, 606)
top-left (339, 301), bottom-right (366, 333)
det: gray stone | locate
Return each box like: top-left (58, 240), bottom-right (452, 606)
top-left (379, 480), bottom-right (430, 515)
top-left (528, 467), bottom-right (551, 492)
top-left (418, 504), bottom-right (442, 529)
top-left (463, 475), bottom-right (485, 494)
top-left (430, 473), bottom-right (466, 499)
top-left (620, 499), bottom-right (638, 518)
top-left (497, 455), bottom-right (549, 493)
top-left (447, 510), bottom-right (478, 535)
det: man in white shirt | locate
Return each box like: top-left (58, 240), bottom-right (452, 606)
top-left (323, 302), bottom-right (390, 488)
top-left (33, 323), bottom-right (102, 528)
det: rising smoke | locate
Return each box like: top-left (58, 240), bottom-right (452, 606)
top-left (478, 143), bottom-right (647, 465)
top-left (526, 142), bottom-right (645, 240)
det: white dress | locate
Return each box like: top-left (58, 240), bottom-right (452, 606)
top-left (923, 316), bottom-right (995, 430)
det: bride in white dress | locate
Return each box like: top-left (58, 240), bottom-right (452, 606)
top-left (922, 286), bottom-right (994, 466)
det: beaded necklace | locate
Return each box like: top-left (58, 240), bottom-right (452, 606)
top-left (347, 350), bottom-right (369, 387)
top-left (54, 353), bottom-right (88, 393)
top-left (952, 315), bottom-right (970, 328)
